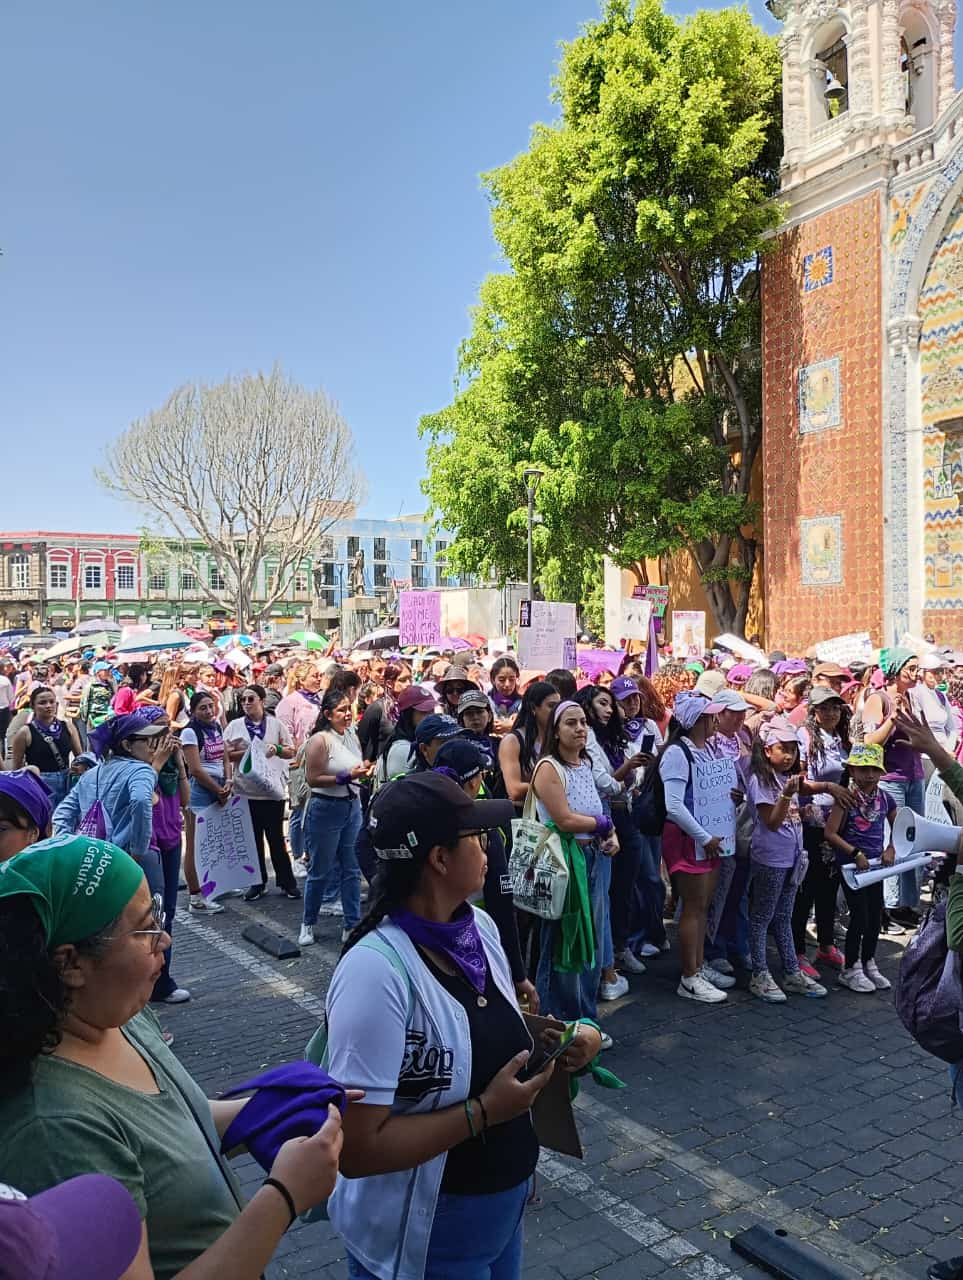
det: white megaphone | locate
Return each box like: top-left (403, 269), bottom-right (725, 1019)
top-left (892, 808), bottom-right (963, 860)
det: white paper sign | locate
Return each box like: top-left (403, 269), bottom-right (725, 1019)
top-left (672, 610), bottom-right (706, 659)
top-left (194, 795), bottom-right (260, 900)
top-left (814, 632), bottom-right (873, 666)
top-left (692, 755), bottom-right (738, 857)
top-left (517, 601), bottom-right (577, 671)
top-left (925, 773), bottom-right (952, 826)
top-left (620, 598), bottom-right (652, 641)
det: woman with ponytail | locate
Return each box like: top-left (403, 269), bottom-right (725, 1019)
top-left (324, 772), bottom-right (601, 1280)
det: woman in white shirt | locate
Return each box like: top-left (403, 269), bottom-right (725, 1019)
top-left (299, 688), bottom-right (374, 947)
top-left (224, 683), bottom-right (299, 902)
top-left (912, 654), bottom-right (961, 756)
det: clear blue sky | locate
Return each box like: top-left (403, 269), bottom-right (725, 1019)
top-left (4, 2), bottom-right (960, 534)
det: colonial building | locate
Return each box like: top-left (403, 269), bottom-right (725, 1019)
top-left (0, 517), bottom-right (460, 635)
top-left (762, 0), bottom-right (960, 648)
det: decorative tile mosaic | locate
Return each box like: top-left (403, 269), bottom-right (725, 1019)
top-left (799, 356), bottom-right (842, 434)
top-left (890, 182), bottom-right (928, 251)
top-left (800, 515), bottom-right (843, 586)
top-left (802, 246), bottom-right (834, 292)
top-left (921, 193), bottom-right (963, 611)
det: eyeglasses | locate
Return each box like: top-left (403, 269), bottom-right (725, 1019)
top-left (107, 893), bottom-right (168, 953)
top-left (458, 830), bottom-right (489, 851)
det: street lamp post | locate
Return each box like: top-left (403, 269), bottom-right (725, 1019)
top-left (523, 467), bottom-right (544, 603)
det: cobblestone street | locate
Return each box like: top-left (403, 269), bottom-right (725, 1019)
top-left (165, 889), bottom-right (962, 1280)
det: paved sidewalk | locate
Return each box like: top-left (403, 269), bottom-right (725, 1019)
top-left (163, 888), bottom-right (962, 1280)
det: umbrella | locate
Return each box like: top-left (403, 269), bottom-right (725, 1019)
top-left (214, 633), bottom-right (254, 648)
top-left (72, 617), bottom-right (121, 636)
top-left (439, 636), bottom-right (474, 653)
top-left (354, 627), bottom-right (400, 651)
top-left (36, 632), bottom-right (113, 661)
top-left (289, 630), bottom-right (328, 650)
top-left (114, 629), bottom-right (195, 654)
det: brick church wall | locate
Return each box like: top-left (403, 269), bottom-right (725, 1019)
top-left (761, 192), bottom-right (884, 651)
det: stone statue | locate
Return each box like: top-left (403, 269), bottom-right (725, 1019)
top-left (349, 548), bottom-right (366, 597)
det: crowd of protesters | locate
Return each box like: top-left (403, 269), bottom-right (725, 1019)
top-left (1, 625), bottom-right (962, 1279)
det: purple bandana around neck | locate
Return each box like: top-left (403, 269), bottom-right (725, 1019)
top-left (624, 716), bottom-right (645, 740)
top-left (244, 716), bottom-right (267, 740)
top-left (490, 688), bottom-right (518, 711)
top-left (32, 718), bottom-right (64, 741)
top-left (299, 689), bottom-right (321, 707)
top-left (390, 902), bottom-right (489, 995)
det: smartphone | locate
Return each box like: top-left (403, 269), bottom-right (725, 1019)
top-left (520, 1021), bottom-right (579, 1079)
top-left (640, 733), bottom-right (655, 755)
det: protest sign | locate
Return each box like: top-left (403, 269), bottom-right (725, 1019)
top-left (925, 773), bottom-right (952, 827)
top-left (620, 597), bottom-right (652, 641)
top-left (814, 632), bottom-right (873, 666)
top-left (714, 633), bottom-right (769, 667)
top-left (194, 795), bottom-right (260, 899)
top-left (399, 591), bottom-right (442, 646)
top-left (672, 610), bottom-right (706, 658)
top-left (517, 601), bottom-right (577, 670)
top-left (692, 756), bottom-right (738, 858)
top-left (632, 584), bottom-right (669, 617)
top-left (576, 647), bottom-right (624, 679)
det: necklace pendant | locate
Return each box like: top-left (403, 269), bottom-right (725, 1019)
top-left (476, 995), bottom-right (488, 1008)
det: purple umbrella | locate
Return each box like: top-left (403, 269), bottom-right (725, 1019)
top-left (439, 636), bottom-right (474, 652)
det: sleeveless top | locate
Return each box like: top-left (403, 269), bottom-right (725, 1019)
top-left (534, 756), bottom-right (602, 843)
top-left (26, 721), bottom-right (69, 772)
top-left (311, 727), bottom-right (363, 799)
top-left (839, 788), bottom-right (889, 860)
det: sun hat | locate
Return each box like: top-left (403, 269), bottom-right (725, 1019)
top-left (809, 686), bottom-right (846, 708)
top-left (759, 715), bottom-right (803, 746)
top-left (369, 772), bottom-right (513, 861)
top-left (397, 685), bottom-right (437, 714)
top-left (434, 665), bottom-right (478, 692)
top-left (694, 670), bottom-right (727, 697)
top-left (918, 653), bottom-right (947, 672)
top-left (773, 659), bottom-right (809, 676)
top-left (845, 743), bottom-right (885, 771)
top-left (709, 688), bottom-right (750, 712)
top-left (610, 676), bottom-right (641, 701)
top-left (672, 691), bottom-right (715, 730)
top-left (0, 1175), bottom-right (142, 1280)
top-left (456, 689), bottom-right (492, 715)
top-left (726, 663), bottom-right (754, 685)
top-left (812, 662), bottom-right (850, 679)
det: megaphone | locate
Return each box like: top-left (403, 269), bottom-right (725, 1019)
top-left (892, 808), bottom-right (963, 861)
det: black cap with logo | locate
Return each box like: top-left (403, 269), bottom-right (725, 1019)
top-left (368, 773), bottom-right (512, 861)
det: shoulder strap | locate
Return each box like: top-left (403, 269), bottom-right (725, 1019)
top-left (525, 755), bottom-right (565, 820)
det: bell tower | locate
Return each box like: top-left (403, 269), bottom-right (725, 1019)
top-left (760, 0), bottom-right (959, 650)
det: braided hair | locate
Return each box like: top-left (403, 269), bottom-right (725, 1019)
top-left (340, 843), bottom-right (458, 959)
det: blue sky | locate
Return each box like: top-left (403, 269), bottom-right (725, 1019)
top-left (3, 3), bottom-right (960, 534)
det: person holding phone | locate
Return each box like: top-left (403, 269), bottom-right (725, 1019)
top-left (746, 717), bottom-right (828, 1003)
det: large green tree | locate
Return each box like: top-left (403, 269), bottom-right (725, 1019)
top-left (421, 0), bottom-right (782, 635)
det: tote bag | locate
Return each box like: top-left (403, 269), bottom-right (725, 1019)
top-left (509, 757), bottom-right (570, 921)
top-left (234, 735), bottom-right (288, 801)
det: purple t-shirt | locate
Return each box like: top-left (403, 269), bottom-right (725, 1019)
top-left (747, 773), bottom-right (803, 868)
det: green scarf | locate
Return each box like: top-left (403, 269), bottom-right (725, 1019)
top-left (156, 755), bottom-right (180, 797)
top-left (0, 835), bottom-right (145, 947)
top-left (548, 823), bottom-right (596, 974)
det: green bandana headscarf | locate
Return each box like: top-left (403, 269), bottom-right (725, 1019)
top-left (883, 646), bottom-right (916, 680)
top-left (0, 835), bottom-right (145, 948)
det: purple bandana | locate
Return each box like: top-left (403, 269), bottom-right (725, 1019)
top-left (299, 689), bottom-right (321, 707)
top-left (244, 716), bottom-right (267, 740)
top-left (624, 716), bottom-right (645, 740)
top-left (31, 718), bottom-right (64, 743)
top-left (390, 902), bottom-right (489, 994)
top-left (490, 688), bottom-right (518, 712)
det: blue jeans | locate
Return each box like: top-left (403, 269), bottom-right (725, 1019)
top-left (303, 795), bottom-right (363, 929)
top-left (536, 840), bottom-right (605, 1021)
top-left (598, 841), bottom-right (614, 970)
top-left (291, 800), bottom-right (338, 901)
top-left (878, 778), bottom-right (926, 908)
top-left (951, 1061), bottom-right (962, 1109)
top-left (704, 857), bottom-right (750, 963)
top-left (346, 1179), bottom-right (528, 1280)
top-left (151, 843), bottom-right (181, 1000)
top-left (40, 770), bottom-right (69, 809)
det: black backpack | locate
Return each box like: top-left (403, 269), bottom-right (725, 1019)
top-left (634, 740), bottom-right (692, 837)
top-left (895, 900), bottom-right (963, 1065)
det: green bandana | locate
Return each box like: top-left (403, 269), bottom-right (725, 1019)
top-left (0, 835), bottom-right (145, 948)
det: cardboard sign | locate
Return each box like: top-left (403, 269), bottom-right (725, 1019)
top-left (672, 610), bottom-right (706, 658)
top-left (814, 632), bottom-right (874, 667)
top-left (692, 755), bottom-right (738, 858)
top-left (194, 795), bottom-right (260, 900)
top-left (633, 584), bottom-right (669, 618)
top-left (399, 591), bottom-right (442, 647)
top-left (621, 597), bottom-right (652, 641)
top-left (516, 601), bottom-right (577, 671)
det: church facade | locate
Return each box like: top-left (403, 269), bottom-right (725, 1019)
top-left (762, 0), bottom-right (962, 649)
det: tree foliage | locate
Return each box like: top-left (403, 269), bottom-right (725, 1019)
top-left (99, 367), bottom-right (364, 630)
top-left (421, 0), bottom-right (782, 634)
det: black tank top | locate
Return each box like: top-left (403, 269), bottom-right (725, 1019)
top-left (26, 721), bottom-right (69, 772)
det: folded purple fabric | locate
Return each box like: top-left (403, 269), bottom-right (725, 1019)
top-left (219, 1062), bottom-right (347, 1172)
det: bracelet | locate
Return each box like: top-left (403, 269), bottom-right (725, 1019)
top-left (477, 1095), bottom-right (489, 1135)
top-left (464, 1097), bottom-right (478, 1139)
top-left (262, 1176), bottom-right (297, 1228)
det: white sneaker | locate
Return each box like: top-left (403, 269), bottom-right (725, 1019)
top-left (677, 973), bottom-right (727, 1003)
top-left (159, 987), bottom-right (191, 1004)
top-left (699, 963), bottom-right (735, 990)
top-left (639, 942), bottom-right (661, 958)
top-left (292, 860), bottom-right (308, 879)
top-left (837, 963), bottom-right (875, 993)
top-left (599, 974), bottom-right (629, 1001)
top-left (618, 948), bottom-right (647, 974)
top-left (749, 970), bottom-right (787, 1003)
top-left (782, 970), bottom-right (828, 998)
top-left (317, 900), bottom-right (344, 917)
top-left (298, 924), bottom-right (316, 947)
top-left (710, 957), bottom-right (735, 976)
top-left (341, 928), bottom-right (352, 943)
top-left (862, 960), bottom-right (891, 990)
top-left (189, 894), bottom-right (224, 915)
top-left (599, 1031), bottom-right (613, 1050)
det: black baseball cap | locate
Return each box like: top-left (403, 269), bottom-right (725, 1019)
top-left (368, 773), bottom-right (512, 861)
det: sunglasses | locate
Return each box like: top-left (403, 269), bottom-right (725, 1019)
top-left (107, 893), bottom-right (168, 953)
top-left (129, 734), bottom-right (160, 750)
